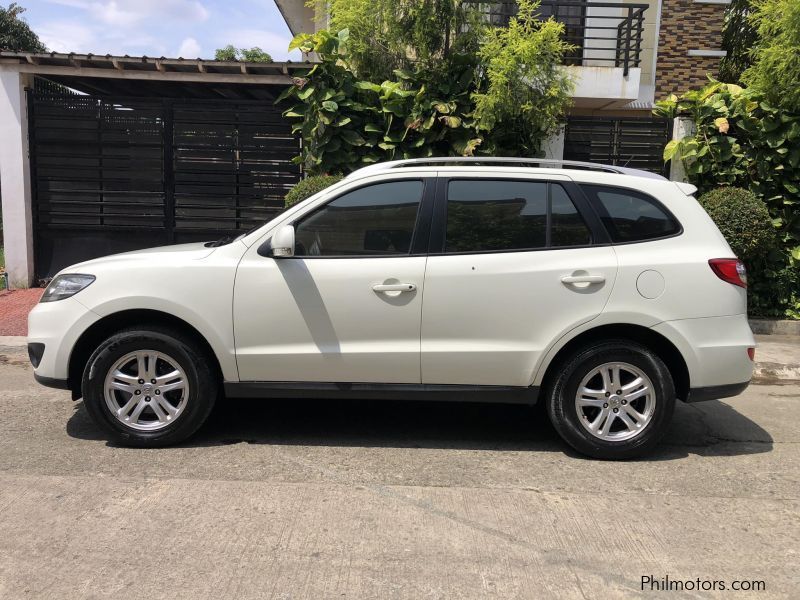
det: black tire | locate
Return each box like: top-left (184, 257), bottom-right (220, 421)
top-left (81, 326), bottom-right (218, 447)
top-left (545, 340), bottom-right (675, 460)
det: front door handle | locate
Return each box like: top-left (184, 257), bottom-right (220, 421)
top-left (372, 283), bottom-right (417, 293)
top-left (561, 274), bottom-right (605, 284)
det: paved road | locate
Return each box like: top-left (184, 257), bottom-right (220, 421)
top-left (1, 346), bottom-right (798, 599)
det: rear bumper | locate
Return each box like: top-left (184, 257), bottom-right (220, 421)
top-left (652, 314), bottom-right (755, 389)
top-left (686, 381), bottom-right (750, 403)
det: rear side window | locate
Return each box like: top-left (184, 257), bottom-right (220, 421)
top-left (580, 184), bottom-right (680, 242)
top-left (445, 180), bottom-right (591, 253)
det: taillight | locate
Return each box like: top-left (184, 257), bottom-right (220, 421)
top-left (709, 258), bottom-right (747, 288)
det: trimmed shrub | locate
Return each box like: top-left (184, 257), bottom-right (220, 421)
top-left (284, 174), bottom-right (343, 208)
top-left (697, 187), bottom-right (775, 262)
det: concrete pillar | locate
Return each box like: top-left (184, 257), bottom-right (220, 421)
top-left (542, 126), bottom-right (565, 161)
top-left (669, 116), bottom-right (694, 183)
top-left (0, 70), bottom-right (34, 287)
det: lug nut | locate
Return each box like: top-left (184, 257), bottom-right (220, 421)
top-left (145, 396), bottom-right (151, 402)
top-left (134, 390), bottom-right (141, 395)
top-left (603, 403), bottom-right (608, 408)
top-left (605, 392), bottom-right (610, 397)
top-left (155, 390), bottom-right (161, 395)
top-left (616, 390), bottom-right (622, 395)
top-left (138, 379), bottom-right (144, 384)
top-left (151, 379), bottom-right (157, 384)
top-left (613, 408), bottom-right (619, 413)
top-left (621, 399), bottom-right (627, 405)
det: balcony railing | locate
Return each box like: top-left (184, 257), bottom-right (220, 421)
top-left (464, 1), bottom-right (648, 76)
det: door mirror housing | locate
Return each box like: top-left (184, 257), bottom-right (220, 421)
top-left (268, 225), bottom-right (295, 258)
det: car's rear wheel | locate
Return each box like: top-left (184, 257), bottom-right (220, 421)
top-left (546, 340), bottom-right (675, 459)
top-left (82, 327), bottom-right (217, 447)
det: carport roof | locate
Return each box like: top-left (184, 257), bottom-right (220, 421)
top-left (0, 51), bottom-right (315, 100)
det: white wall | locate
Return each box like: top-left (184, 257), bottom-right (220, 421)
top-left (0, 70), bottom-right (34, 287)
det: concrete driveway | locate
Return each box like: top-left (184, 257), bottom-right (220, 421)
top-left (1, 345), bottom-right (798, 599)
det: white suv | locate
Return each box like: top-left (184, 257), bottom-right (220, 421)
top-left (28, 158), bottom-right (755, 458)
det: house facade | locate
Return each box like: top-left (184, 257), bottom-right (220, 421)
top-left (275, 0), bottom-right (729, 171)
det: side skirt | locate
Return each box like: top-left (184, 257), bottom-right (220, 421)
top-left (224, 382), bottom-right (540, 405)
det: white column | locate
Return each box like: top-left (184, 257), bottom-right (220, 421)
top-left (542, 126), bottom-right (565, 161)
top-left (669, 116), bottom-right (695, 183)
top-left (0, 70), bottom-right (34, 288)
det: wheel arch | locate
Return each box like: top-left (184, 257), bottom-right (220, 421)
top-left (67, 309), bottom-right (225, 399)
top-left (537, 323), bottom-right (690, 402)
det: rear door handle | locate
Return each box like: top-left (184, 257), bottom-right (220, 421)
top-left (561, 274), bottom-right (605, 284)
top-left (372, 283), bottom-right (417, 293)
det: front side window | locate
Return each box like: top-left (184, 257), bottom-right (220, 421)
top-left (445, 180), bottom-right (591, 253)
top-left (294, 180), bottom-right (424, 257)
top-left (580, 184), bottom-right (681, 242)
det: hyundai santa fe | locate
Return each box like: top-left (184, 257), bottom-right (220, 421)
top-left (28, 157), bottom-right (755, 459)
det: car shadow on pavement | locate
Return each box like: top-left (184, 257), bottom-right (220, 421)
top-left (66, 394), bottom-right (773, 460)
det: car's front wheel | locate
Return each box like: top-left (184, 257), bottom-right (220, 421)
top-left (546, 340), bottom-right (676, 459)
top-left (82, 327), bottom-right (217, 447)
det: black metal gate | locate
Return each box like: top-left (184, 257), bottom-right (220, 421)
top-left (563, 116), bottom-right (672, 176)
top-left (28, 91), bottom-right (300, 279)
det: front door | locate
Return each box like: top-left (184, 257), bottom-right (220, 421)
top-left (234, 178), bottom-right (432, 383)
top-left (421, 175), bottom-right (617, 387)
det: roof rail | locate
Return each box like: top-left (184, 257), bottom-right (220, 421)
top-left (347, 157), bottom-right (667, 180)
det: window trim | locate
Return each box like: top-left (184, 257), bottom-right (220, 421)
top-left (576, 182), bottom-right (684, 245)
top-left (277, 177), bottom-right (435, 260)
top-left (429, 177), bottom-right (602, 256)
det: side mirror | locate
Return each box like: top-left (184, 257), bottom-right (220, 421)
top-left (268, 225), bottom-right (295, 258)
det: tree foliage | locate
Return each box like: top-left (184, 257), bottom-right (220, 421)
top-left (214, 45), bottom-right (273, 62)
top-left (281, 1), bottom-right (574, 173)
top-left (740, 0), bottom-right (800, 113)
top-left (719, 0), bottom-right (757, 83)
top-left (322, 0), bottom-right (483, 83)
top-left (655, 81), bottom-right (800, 317)
top-left (0, 3), bottom-right (45, 52)
top-left (472, 0), bottom-right (575, 156)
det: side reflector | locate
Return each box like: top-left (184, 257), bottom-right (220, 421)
top-left (747, 347), bottom-right (755, 361)
top-left (709, 258), bottom-right (747, 288)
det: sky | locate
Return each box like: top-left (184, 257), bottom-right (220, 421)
top-left (16, 0), bottom-right (301, 60)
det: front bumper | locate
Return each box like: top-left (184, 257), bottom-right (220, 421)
top-left (33, 371), bottom-right (71, 390)
top-left (27, 297), bottom-right (101, 383)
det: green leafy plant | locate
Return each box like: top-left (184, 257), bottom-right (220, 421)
top-left (719, 0), bottom-right (757, 84)
top-left (740, 0), bottom-right (800, 113)
top-left (698, 187), bottom-right (775, 261)
top-left (655, 81), bottom-right (800, 317)
top-left (279, 2), bottom-right (573, 174)
top-left (285, 174), bottom-right (343, 208)
top-left (472, 0), bottom-right (575, 156)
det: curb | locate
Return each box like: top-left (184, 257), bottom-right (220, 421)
top-left (749, 319), bottom-right (800, 336)
top-left (0, 336), bottom-right (27, 347)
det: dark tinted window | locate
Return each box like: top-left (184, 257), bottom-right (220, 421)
top-left (551, 184), bottom-right (591, 246)
top-left (581, 184), bottom-right (680, 242)
top-left (294, 181), bottom-right (423, 256)
top-left (446, 180), bottom-right (590, 252)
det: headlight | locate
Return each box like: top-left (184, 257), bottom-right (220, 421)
top-left (40, 274), bottom-right (96, 303)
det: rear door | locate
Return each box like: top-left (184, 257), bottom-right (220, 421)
top-left (420, 174), bottom-right (618, 387)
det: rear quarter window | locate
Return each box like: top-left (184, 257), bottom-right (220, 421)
top-left (580, 184), bottom-right (681, 243)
